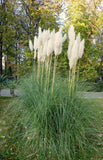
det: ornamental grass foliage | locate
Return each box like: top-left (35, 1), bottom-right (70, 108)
top-left (7, 26), bottom-right (100, 160)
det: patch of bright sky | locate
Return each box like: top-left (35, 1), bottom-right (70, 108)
top-left (57, 0), bottom-right (69, 27)
top-left (97, 0), bottom-right (103, 11)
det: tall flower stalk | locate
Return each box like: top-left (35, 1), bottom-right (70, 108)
top-left (67, 25), bottom-right (85, 94)
top-left (51, 56), bottom-right (58, 96)
top-left (29, 25), bottom-right (85, 97)
top-left (29, 27), bottom-right (66, 95)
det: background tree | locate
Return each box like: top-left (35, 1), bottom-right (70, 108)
top-left (0, 0), bottom-right (6, 75)
top-left (64, 0), bottom-right (103, 81)
top-left (0, 0), bottom-right (62, 78)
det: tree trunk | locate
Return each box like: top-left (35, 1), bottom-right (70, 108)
top-left (99, 55), bottom-right (103, 80)
top-left (0, 32), bottom-right (2, 75)
top-left (0, 0), bottom-right (6, 75)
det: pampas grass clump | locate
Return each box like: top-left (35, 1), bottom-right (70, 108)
top-left (6, 26), bottom-right (100, 160)
top-left (7, 69), bottom-right (100, 160)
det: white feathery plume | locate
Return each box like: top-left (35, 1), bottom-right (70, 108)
top-left (38, 38), bottom-right (47, 62)
top-left (34, 36), bottom-right (38, 59)
top-left (47, 38), bottom-right (54, 57)
top-left (75, 32), bottom-right (81, 60)
top-left (37, 26), bottom-right (42, 61)
top-left (68, 25), bottom-right (75, 44)
top-left (47, 28), bottom-right (50, 34)
top-left (42, 30), bottom-right (48, 47)
top-left (69, 57), bottom-right (75, 70)
top-left (50, 29), bottom-right (55, 39)
top-left (76, 33), bottom-right (81, 48)
top-left (67, 25), bottom-right (76, 62)
top-left (51, 29), bottom-right (55, 41)
top-left (54, 29), bottom-right (63, 56)
top-left (46, 30), bottom-right (51, 41)
top-left (67, 41), bottom-right (73, 60)
top-left (73, 39), bottom-right (79, 61)
top-left (69, 39), bottom-right (78, 69)
top-left (29, 39), bottom-right (33, 51)
top-left (67, 25), bottom-right (85, 69)
top-left (34, 36), bottom-right (38, 50)
top-left (39, 42), bottom-right (47, 63)
top-left (37, 46), bottom-right (42, 62)
top-left (34, 50), bottom-right (37, 60)
top-left (47, 28), bottom-right (50, 40)
top-left (38, 27), bottom-right (43, 49)
top-left (76, 32), bottom-right (81, 43)
top-left (38, 35), bottom-right (42, 50)
top-left (78, 39), bottom-right (85, 58)
top-left (42, 41), bottom-right (48, 60)
top-left (38, 27), bottom-right (42, 35)
top-left (50, 29), bottom-right (55, 51)
top-left (62, 34), bottom-right (67, 43)
top-left (69, 42), bottom-right (77, 69)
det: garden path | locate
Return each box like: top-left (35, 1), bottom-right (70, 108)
top-left (0, 89), bottom-right (19, 97)
top-left (1, 89), bottom-right (103, 98)
top-left (79, 92), bottom-right (103, 99)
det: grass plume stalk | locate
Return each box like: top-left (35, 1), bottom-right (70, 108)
top-left (67, 25), bottom-right (85, 96)
top-left (45, 54), bottom-right (53, 92)
top-left (51, 56), bottom-right (58, 96)
top-left (30, 27), bottom-right (64, 96)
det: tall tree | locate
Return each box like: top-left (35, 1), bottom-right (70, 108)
top-left (0, 0), bottom-right (63, 77)
top-left (0, 0), bottom-right (6, 75)
top-left (0, 31), bottom-right (2, 75)
top-left (64, 0), bottom-right (103, 81)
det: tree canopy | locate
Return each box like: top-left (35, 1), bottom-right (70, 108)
top-left (64, 0), bottom-right (103, 81)
top-left (0, 0), bottom-right (103, 81)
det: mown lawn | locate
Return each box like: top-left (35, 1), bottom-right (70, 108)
top-left (88, 98), bottom-right (103, 160)
top-left (0, 97), bottom-right (14, 159)
top-left (0, 97), bottom-right (103, 160)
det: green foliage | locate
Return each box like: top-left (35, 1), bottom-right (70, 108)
top-left (77, 80), bottom-right (103, 92)
top-left (89, 81), bottom-right (103, 92)
top-left (1, 0), bottom-right (61, 78)
top-left (79, 61), bottom-right (98, 81)
top-left (0, 0), bottom-right (103, 81)
top-left (8, 80), bottom-right (17, 90)
top-left (0, 74), bottom-right (7, 89)
top-left (2, 96), bottom-right (103, 159)
top-left (64, 0), bottom-right (103, 81)
top-left (5, 68), bottom-right (101, 159)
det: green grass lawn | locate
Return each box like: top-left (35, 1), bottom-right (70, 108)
top-left (0, 97), bottom-right (103, 160)
top-left (0, 97), bottom-right (14, 159)
top-left (89, 99), bottom-right (103, 160)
